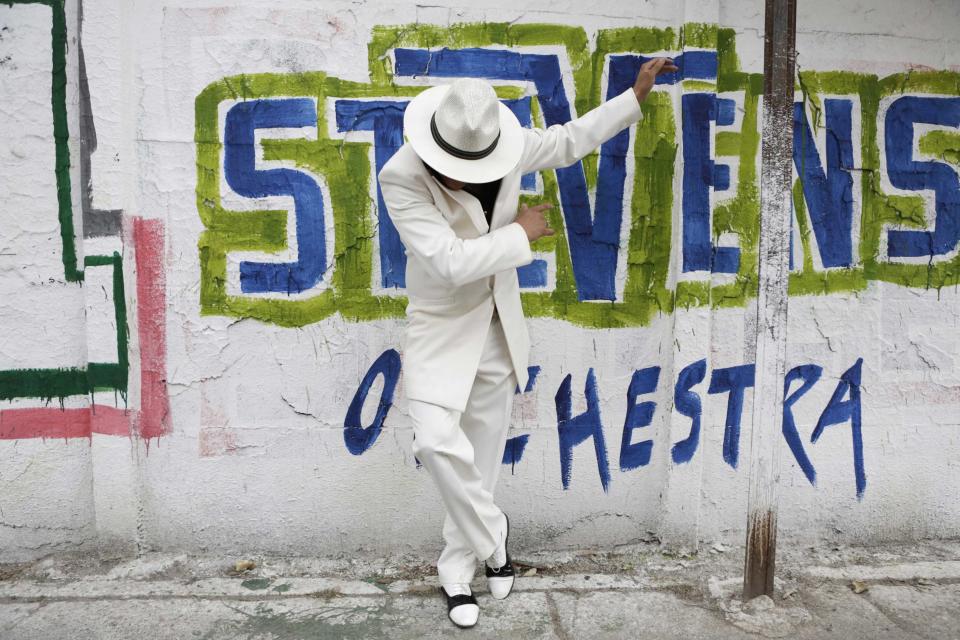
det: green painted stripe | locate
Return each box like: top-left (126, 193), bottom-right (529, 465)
top-left (0, 253), bottom-right (129, 402)
top-left (8, 0), bottom-right (82, 281)
top-left (87, 362), bottom-right (126, 392)
top-left (0, 368), bottom-right (88, 402)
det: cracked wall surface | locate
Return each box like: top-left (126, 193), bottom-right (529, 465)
top-left (1, 0), bottom-right (959, 562)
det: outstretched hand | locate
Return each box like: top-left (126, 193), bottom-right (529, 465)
top-left (633, 57), bottom-right (680, 104)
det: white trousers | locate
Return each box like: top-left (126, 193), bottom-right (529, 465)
top-left (408, 314), bottom-right (515, 585)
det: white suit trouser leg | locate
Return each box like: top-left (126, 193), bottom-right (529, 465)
top-left (408, 316), bottom-right (516, 585)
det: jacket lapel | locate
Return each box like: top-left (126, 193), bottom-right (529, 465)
top-left (413, 154), bottom-right (490, 235)
top-left (489, 169), bottom-right (519, 231)
top-left (435, 180), bottom-right (490, 235)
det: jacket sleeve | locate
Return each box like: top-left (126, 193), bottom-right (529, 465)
top-left (377, 163), bottom-right (533, 288)
top-left (518, 87), bottom-right (643, 174)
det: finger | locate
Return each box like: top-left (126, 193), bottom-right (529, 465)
top-left (640, 57), bottom-right (666, 76)
top-left (542, 227), bottom-right (556, 236)
top-left (533, 203), bottom-right (554, 212)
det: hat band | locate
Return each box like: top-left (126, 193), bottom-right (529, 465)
top-left (430, 112), bottom-right (501, 160)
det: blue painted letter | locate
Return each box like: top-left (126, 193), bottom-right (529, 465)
top-left (619, 366), bottom-right (660, 471)
top-left (793, 99), bottom-right (855, 267)
top-left (343, 349), bottom-right (402, 455)
top-left (811, 358), bottom-right (866, 499)
top-left (671, 359), bottom-right (708, 464)
top-left (682, 93), bottom-right (738, 273)
top-left (885, 97), bottom-right (960, 258)
top-left (782, 364), bottom-right (822, 485)
top-left (556, 368), bottom-right (610, 491)
top-left (224, 99), bottom-right (329, 294)
top-left (707, 364), bottom-right (756, 468)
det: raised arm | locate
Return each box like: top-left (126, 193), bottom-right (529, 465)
top-left (518, 57), bottom-right (678, 174)
top-left (377, 157), bottom-right (533, 288)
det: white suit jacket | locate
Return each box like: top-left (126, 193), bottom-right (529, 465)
top-left (377, 87), bottom-right (643, 412)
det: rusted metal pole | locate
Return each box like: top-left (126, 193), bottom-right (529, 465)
top-left (743, 0), bottom-right (798, 601)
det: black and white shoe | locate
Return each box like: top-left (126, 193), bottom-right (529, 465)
top-left (485, 514), bottom-right (516, 600)
top-left (440, 584), bottom-right (479, 628)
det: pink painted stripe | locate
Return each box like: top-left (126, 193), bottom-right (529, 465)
top-left (0, 407), bottom-right (91, 439)
top-left (90, 405), bottom-right (133, 436)
top-left (0, 405), bottom-right (132, 440)
top-left (0, 218), bottom-right (169, 442)
top-left (133, 217), bottom-right (171, 439)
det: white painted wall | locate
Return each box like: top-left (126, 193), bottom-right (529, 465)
top-left (1, 0), bottom-right (959, 562)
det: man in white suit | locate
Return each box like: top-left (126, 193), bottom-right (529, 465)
top-left (378, 56), bottom-right (677, 628)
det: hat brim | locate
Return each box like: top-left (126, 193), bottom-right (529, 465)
top-left (404, 84), bottom-right (524, 184)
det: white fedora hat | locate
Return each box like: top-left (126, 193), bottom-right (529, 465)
top-left (404, 78), bottom-right (524, 184)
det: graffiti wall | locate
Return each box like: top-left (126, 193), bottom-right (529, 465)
top-left (1, 0), bottom-right (959, 561)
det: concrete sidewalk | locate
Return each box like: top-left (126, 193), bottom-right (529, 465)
top-left (1, 541), bottom-right (959, 639)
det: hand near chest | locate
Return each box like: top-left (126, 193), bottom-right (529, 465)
top-left (514, 203), bottom-right (554, 242)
